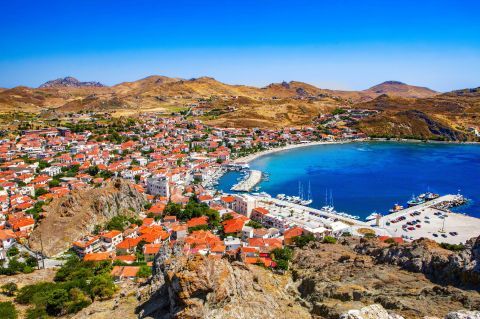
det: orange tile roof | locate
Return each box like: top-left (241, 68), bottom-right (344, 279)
top-left (9, 217), bottom-right (35, 230)
top-left (101, 230), bottom-right (122, 239)
top-left (116, 237), bottom-right (142, 250)
top-left (284, 227), bottom-right (304, 239)
top-left (144, 243), bottom-right (161, 255)
top-left (111, 266), bottom-right (140, 278)
top-left (221, 195), bottom-right (235, 203)
top-left (114, 255), bottom-right (137, 263)
top-left (222, 218), bottom-right (245, 234)
top-left (187, 216), bottom-right (208, 228)
top-left (83, 252), bottom-right (113, 262)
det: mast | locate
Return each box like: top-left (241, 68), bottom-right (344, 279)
top-left (308, 181), bottom-right (311, 201)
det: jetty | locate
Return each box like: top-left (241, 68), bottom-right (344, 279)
top-left (231, 170), bottom-right (262, 192)
top-left (260, 196), bottom-right (369, 226)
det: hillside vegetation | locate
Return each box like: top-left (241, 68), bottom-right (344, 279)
top-left (1, 76), bottom-right (479, 140)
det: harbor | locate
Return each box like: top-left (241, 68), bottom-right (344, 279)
top-left (256, 194), bottom-right (370, 227)
top-left (375, 194), bottom-right (480, 244)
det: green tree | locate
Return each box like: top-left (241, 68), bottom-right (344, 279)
top-left (45, 288), bottom-right (69, 316)
top-left (88, 274), bottom-right (116, 300)
top-left (34, 188), bottom-right (48, 197)
top-left (137, 265), bottom-right (152, 278)
top-left (292, 234), bottom-right (315, 248)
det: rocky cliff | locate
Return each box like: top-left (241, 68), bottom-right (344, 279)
top-left (340, 304), bottom-right (480, 319)
top-left (135, 237), bottom-right (480, 319)
top-left (354, 236), bottom-right (480, 290)
top-left (137, 242), bottom-right (310, 319)
top-left (29, 178), bottom-right (146, 256)
top-left (291, 239), bottom-right (480, 319)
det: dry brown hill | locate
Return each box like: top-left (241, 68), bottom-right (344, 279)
top-left (1, 76), bottom-right (476, 140)
top-left (353, 91), bottom-right (480, 140)
top-left (0, 76), bottom-right (441, 115)
top-left (364, 80), bottom-right (438, 98)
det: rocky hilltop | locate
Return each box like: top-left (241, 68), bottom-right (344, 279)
top-left (39, 76), bottom-right (105, 88)
top-left (355, 236), bottom-right (480, 289)
top-left (29, 178), bottom-right (146, 256)
top-left (135, 237), bottom-right (480, 319)
top-left (137, 242), bottom-right (310, 319)
top-left (364, 81), bottom-right (438, 99)
top-left (292, 237), bottom-right (480, 319)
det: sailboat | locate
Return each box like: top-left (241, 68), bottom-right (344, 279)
top-left (301, 180), bottom-right (313, 205)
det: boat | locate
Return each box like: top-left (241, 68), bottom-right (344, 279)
top-left (366, 212), bottom-right (381, 221)
top-left (407, 194), bottom-right (425, 207)
top-left (425, 192), bottom-right (440, 200)
top-left (388, 203), bottom-right (404, 213)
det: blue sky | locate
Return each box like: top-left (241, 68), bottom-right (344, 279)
top-left (1, 0), bottom-right (479, 91)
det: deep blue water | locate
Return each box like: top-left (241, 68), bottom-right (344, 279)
top-left (217, 142), bottom-right (480, 220)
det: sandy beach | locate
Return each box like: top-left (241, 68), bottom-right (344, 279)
top-left (233, 140), bottom-right (353, 164)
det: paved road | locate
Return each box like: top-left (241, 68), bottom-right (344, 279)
top-left (16, 243), bottom-right (65, 269)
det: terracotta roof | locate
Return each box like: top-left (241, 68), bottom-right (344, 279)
top-left (83, 252), bottom-right (113, 262)
top-left (116, 237), bottom-right (142, 250)
top-left (111, 266), bottom-right (140, 278)
top-left (101, 230), bottom-right (122, 239)
top-left (187, 216), bottom-right (209, 228)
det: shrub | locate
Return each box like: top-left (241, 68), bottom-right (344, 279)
top-left (18, 256), bottom-right (115, 315)
top-left (440, 242), bottom-right (465, 251)
top-left (245, 220), bottom-right (263, 229)
top-left (384, 238), bottom-right (396, 244)
top-left (137, 265), bottom-right (152, 278)
top-left (323, 236), bottom-right (337, 244)
top-left (26, 307), bottom-right (48, 319)
top-left (0, 302), bottom-right (17, 319)
top-left (1, 283), bottom-right (18, 296)
top-left (292, 234), bottom-right (315, 248)
top-left (7, 246), bottom-right (19, 257)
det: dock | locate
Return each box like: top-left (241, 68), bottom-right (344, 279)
top-left (259, 196), bottom-right (369, 226)
top-left (377, 194), bottom-right (480, 244)
top-left (231, 170), bottom-right (262, 192)
top-left (377, 194), bottom-right (462, 224)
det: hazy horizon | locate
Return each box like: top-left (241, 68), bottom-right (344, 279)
top-left (1, 0), bottom-right (479, 91)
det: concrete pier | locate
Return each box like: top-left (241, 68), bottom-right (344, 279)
top-left (231, 170), bottom-right (262, 192)
top-left (377, 194), bottom-right (480, 244)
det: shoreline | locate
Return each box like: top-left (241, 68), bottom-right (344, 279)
top-left (232, 140), bottom-right (354, 164)
top-left (232, 138), bottom-right (480, 164)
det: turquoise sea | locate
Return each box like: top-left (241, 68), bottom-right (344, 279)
top-left (217, 142), bottom-right (480, 220)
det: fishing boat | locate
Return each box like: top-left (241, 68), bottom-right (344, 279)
top-left (407, 194), bottom-right (425, 207)
top-left (388, 203), bottom-right (404, 213)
